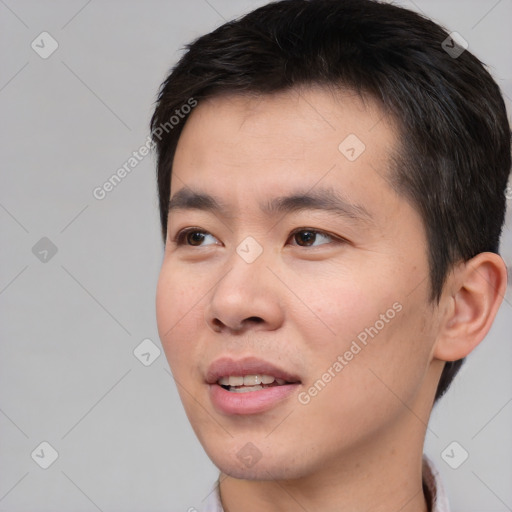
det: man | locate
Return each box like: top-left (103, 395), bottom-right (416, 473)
top-left (151, 1), bottom-right (510, 510)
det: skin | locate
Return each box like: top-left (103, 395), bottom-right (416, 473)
top-left (155, 87), bottom-right (507, 512)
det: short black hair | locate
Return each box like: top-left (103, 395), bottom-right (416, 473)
top-left (150, 0), bottom-right (511, 402)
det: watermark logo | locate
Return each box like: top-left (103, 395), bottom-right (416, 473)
top-left (236, 442), bottom-right (262, 468)
top-left (441, 441), bottom-right (469, 469)
top-left (236, 236), bottom-right (263, 264)
top-left (31, 441), bottom-right (59, 469)
top-left (133, 338), bottom-right (161, 367)
top-left (31, 31), bottom-right (59, 59)
top-left (338, 134), bottom-right (366, 162)
top-left (442, 32), bottom-right (468, 59)
top-left (32, 237), bottom-right (58, 263)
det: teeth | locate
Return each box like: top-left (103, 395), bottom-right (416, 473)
top-left (217, 374), bottom-right (280, 386)
top-left (230, 385), bottom-right (263, 393)
top-left (243, 375), bottom-right (261, 386)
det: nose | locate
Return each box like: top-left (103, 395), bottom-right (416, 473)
top-left (204, 253), bottom-right (285, 335)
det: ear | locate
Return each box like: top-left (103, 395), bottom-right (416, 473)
top-left (433, 252), bottom-right (508, 362)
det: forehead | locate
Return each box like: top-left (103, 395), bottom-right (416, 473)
top-left (170, 87), bottom-right (399, 219)
top-left (176, 87), bottom-right (394, 155)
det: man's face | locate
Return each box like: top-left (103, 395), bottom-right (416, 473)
top-left (156, 88), bottom-right (442, 479)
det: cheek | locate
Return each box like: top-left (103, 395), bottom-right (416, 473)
top-left (322, 301), bottom-right (433, 411)
top-left (292, 269), bottom-right (399, 354)
top-left (155, 264), bottom-right (203, 367)
top-left (296, 269), bottom-right (434, 402)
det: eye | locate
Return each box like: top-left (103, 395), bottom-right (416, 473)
top-left (174, 228), bottom-right (219, 247)
top-left (172, 227), bottom-right (343, 248)
top-left (288, 229), bottom-right (337, 247)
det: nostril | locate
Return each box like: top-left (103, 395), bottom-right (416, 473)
top-left (209, 316), bottom-right (264, 333)
top-left (211, 318), bottom-right (223, 329)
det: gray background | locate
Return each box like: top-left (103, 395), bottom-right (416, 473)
top-left (1, 0), bottom-right (511, 511)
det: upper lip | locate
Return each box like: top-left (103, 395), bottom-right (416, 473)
top-left (206, 356), bottom-right (302, 384)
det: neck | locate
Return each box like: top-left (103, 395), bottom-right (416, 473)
top-left (218, 413), bottom-right (431, 512)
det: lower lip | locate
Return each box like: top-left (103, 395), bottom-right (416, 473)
top-left (209, 383), bottom-right (300, 415)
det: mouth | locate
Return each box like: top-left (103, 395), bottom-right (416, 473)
top-left (217, 374), bottom-right (295, 393)
top-left (206, 356), bottom-right (302, 414)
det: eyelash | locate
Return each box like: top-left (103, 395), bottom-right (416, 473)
top-left (172, 227), bottom-right (345, 248)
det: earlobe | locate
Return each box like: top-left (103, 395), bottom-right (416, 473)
top-left (433, 252), bottom-right (508, 362)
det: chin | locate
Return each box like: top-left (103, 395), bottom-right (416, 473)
top-left (218, 461), bottom-right (306, 481)
top-left (205, 443), bottom-right (310, 481)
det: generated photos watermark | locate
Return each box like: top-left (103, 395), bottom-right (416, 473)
top-left (92, 97), bottom-right (197, 200)
top-left (298, 301), bottom-right (403, 405)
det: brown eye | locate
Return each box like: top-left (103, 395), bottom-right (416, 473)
top-left (290, 229), bottom-right (334, 247)
top-left (186, 231), bottom-right (206, 246)
top-left (175, 229), bottom-right (217, 247)
top-left (294, 230), bottom-right (317, 246)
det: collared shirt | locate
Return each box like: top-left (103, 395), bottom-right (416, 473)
top-left (200, 455), bottom-right (450, 512)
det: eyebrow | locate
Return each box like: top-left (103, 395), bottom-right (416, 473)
top-left (168, 186), bottom-right (374, 224)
